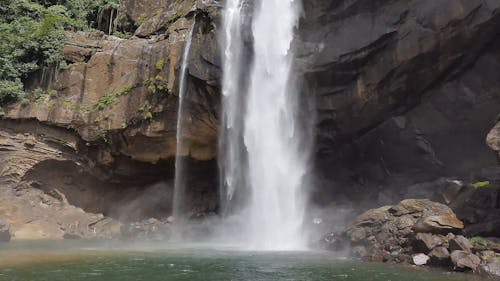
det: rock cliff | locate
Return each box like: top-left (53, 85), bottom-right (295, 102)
top-left (0, 0), bottom-right (499, 240)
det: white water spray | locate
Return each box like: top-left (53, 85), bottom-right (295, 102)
top-left (220, 0), bottom-right (306, 250)
top-left (173, 21), bottom-right (196, 221)
top-left (219, 0), bottom-right (247, 211)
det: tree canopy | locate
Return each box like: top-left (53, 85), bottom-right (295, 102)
top-left (0, 0), bottom-right (120, 106)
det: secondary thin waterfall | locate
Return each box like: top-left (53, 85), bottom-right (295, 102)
top-left (173, 21), bottom-right (196, 221)
top-left (220, 0), bottom-right (306, 250)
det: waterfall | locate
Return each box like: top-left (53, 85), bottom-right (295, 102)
top-left (172, 21), bottom-right (196, 221)
top-left (219, 0), bottom-right (247, 213)
top-left (220, 0), bottom-right (306, 250)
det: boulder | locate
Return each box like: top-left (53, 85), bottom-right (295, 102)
top-left (449, 235), bottom-right (473, 253)
top-left (0, 219), bottom-right (10, 242)
top-left (478, 262), bottom-right (500, 278)
top-left (451, 250), bottom-right (481, 271)
top-left (413, 215), bottom-right (464, 234)
top-left (413, 253), bottom-right (430, 266)
top-left (428, 247), bottom-right (450, 266)
top-left (413, 233), bottom-right (443, 253)
top-left (344, 199), bottom-right (463, 262)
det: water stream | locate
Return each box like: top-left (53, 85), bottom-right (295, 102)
top-left (220, 0), bottom-right (307, 250)
top-left (172, 21), bottom-right (196, 221)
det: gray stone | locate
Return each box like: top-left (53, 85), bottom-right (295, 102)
top-left (413, 253), bottom-right (430, 266)
top-left (451, 250), bottom-right (481, 271)
top-left (449, 235), bottom-right (473, 253)
top-left (478, 262), bottom-right (500, 279)
top-left (413, 233), bottom-right (443, 253)
top-left (428, 247), bottom-right (450, 266)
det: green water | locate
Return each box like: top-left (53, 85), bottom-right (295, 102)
top-left (0, 241), bottom-right (487, 281)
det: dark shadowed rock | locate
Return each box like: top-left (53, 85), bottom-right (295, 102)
top-left (428, 247), bottom-right (450, 266)
top-left (451, 250), bottom-right (481, 271)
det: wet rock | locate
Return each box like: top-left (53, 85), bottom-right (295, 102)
top-left (451, 250), bottom-right (481, 271)
top-left (478, 262), bottom-right (500, 278)
top-left (413, 253), bottom-right (430, 266)
top-left (0, 219), bottom-right (11, 242)
top-left (449, 235), bottom-right (473, 253)
top-left (320, 232), bottom-right (347, 251)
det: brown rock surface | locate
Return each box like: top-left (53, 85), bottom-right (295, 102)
top-left (451, 250), bottom-right (482, 271)
top-left (345, 199), bottom-right (464, 262)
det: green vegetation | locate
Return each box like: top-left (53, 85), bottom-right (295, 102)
top-left (144, 75), bottom-right (168, 96)
top-left (138, 102), bottom-right (153, 120)
top-left (155, 59), bottom-right (165, 71)
top-left (0, 0), bottom-right (122, 107)
top-left (94, 84), bottom-right (133, 110)
top-left (468, 236), bottom-right (487, 245)
top-left (472, 181), bottom-right (490, 188)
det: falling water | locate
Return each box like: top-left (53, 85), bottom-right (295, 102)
top-left (219, 0), bottom-right (247, 213)
top-left (220, 0), bottom-right (306, 250)
top-left (173, 21), bottom-right (196, 221)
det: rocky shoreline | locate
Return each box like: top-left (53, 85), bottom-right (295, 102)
top-left (320, 197), bottom-right (500, 279)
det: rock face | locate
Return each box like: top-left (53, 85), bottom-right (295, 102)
top-left (0, 2), bottom-right (220, 236)
top-left (0, 0), bottom-right (499, 242)
top-left (308, 0), bottom-right (500, 212)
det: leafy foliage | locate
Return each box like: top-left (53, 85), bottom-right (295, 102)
top-left (94, 84), bottom-right (133, 110)
top-left (468, 236), bottom-right (487, 245)
top-left (0, 0), bottom-right (121, 107)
